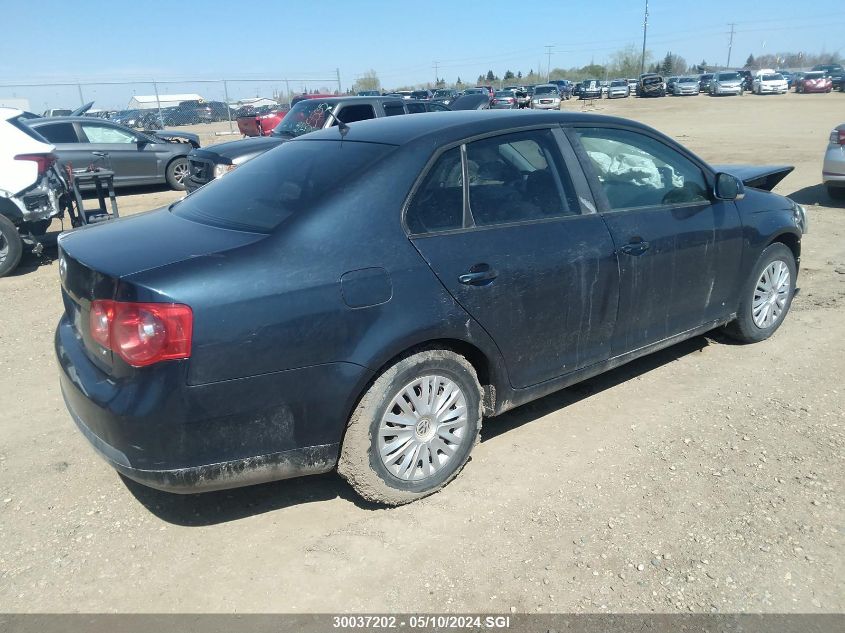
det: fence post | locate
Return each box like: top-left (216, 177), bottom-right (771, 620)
top-left (153, 80), bottom-right (163, 126)
top-left (223, 79), bottom-right (233, 134)
top-left (77, 82), bottom-right (85, 107)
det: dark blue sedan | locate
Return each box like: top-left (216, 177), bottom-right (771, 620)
top-left (55, 111), bottom-right (807, 505)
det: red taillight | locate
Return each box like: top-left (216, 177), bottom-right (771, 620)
top-left (832, 129), bottom-right (845, 145)
top-left (89, 300), bottom-right (193, 367)
top-left (14, 153), bottom-right (57, 176)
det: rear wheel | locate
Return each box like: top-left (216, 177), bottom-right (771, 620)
top-left (165, 157), bottom-right (188, 191)
top-left (338, 349), bottom-right (483, 506)
top-left (0, 214), bottom-right (23, 278)
top-left (723, 243), bottom-right (796, 343)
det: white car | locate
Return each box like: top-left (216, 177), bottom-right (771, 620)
top-left (823, 123), bottom-right (845, 199)
top-left (607, 79), bottom-right (630, 98)
top-left (0, 107), bottom-right (66, 277)
top-left (753, 71), bottom-right (789, 95)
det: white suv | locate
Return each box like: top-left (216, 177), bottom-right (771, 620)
top-left (0, 108), bottom-right (66, 276)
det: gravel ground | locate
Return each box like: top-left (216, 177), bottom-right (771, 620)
top-left (0, 92), bottom-right (842, 614)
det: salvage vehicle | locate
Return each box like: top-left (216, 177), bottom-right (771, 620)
top-left (27, 117), bottom-right (198, 191)
top-left (710, 71), bottom-right (745, 96)
top-left (638, 74), bottom-right (666, 97)
top-left (431, 89), bottom-right (461, 106)
top-left (698, 73), bottom-right (714, 92)
top-left (530, 84), bottom-right (562, 108)
top-left (607, 79), bottom-right (630, 98)
top-left (0, 107), bottom-right (67, 277)
top-left (811, 63), bottom-right (844, 91)
top-left (55, 110), bottom-right (807, 505)
top-left (823, 123), bottom-right (845, 199)
top-left (671, 76), bottom-right (699, 96)
top-left (236, 107), bottom-right (289, 137)
top-left (752, 72), bottom-right (789, 95)
top-left (796, 71), bottom-right (833, 94)
top-left (185, 96), bottom-right (444, 191)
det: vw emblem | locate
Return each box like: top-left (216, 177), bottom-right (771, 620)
top-left (59, 254), bottom-right (67, 283)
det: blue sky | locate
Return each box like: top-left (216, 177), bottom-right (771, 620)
top-left (0, 0), bottom-right (842, 108)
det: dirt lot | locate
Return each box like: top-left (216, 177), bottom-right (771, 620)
top-left (0, 92), bottom-right (843, 614)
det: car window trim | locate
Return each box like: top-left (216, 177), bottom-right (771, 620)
top-left (564, 123), bottom-right (716, 214)
top-left (403, 124), bottom-right (594, 238)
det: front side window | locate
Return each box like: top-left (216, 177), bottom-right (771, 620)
top-left (334, 104), bottom-right (375, 124)
top-left (81, 124), bottom-right (136, 144)
top-left (574, 127), bottom-right (709, 210)
top-left (465, 130), bottom-right (578, 226)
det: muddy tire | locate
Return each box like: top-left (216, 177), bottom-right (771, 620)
top-left (165, 157), bottom-right (188, 191)
top-left (723, 243), bottom-right (797, 344)
top-left (0, 214), bottom-right (23, 278)
top-left (338, 349), bottom-right (483, 506)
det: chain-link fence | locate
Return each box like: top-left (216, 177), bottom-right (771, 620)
top-left (0, 75), bottom-right (343, 133)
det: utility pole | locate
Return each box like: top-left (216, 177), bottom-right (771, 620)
top-left (545, 45), bottom-right (553, 82)
top-left (640, 0), bottom-right (649, 76)
top-left (336, 67), bottom-right (342, 95)
top-left (433, 61), bottom-right (439, 87)
top-left (726, 23), bottom-right (736, 68)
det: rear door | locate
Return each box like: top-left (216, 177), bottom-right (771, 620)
top-left (406, 127), bottom-right (619, 388)
top-left (77, 121), bottom-right (158, 184)
top-left (569, 125), bottom-right (743, 356)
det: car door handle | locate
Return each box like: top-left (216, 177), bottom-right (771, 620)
top-left (619, 241), bottom-right (651, 256)
top-left (459, 265), bottom-right (498, 285)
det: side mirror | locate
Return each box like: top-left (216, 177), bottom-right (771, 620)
top-left (714, 172), bottom-right (744, 200)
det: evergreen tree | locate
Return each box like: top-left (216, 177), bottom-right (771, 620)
top-left (485, 70), bottom-right (495, 82)
top-left (744, 54), bottom-right (756, 69)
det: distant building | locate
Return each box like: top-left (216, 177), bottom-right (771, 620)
top-left (234, 97), bottom-right (279, 109)
top-left (127, 93), bottom-right (204, 110)
top-left (0, 97), bottom-right (31, 111)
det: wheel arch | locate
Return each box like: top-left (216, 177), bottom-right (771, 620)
top-left (767, 230), bottom-right (801, 269)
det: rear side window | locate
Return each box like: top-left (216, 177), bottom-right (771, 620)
top-left (10, 117), bottom-right (51, 143)
top-left (34, 122), bottom-right (77, 143)
top-left (383, 102), bottom-right (405, 117)
top-left (406, 147), bottom-right (463, 234)
top-left (465, 130), bottom-right (579, 226)
top-left (173, 140), bottom-right (393, 232)
top-left (335, 104), bottom-right (375, 124)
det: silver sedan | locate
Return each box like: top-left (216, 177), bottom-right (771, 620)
top-left (824, 123), bottom-right (845, 199)
top-left (671, 76), bottom-right (700, 95)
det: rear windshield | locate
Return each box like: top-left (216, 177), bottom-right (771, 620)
top-left (717, 72), bottom-right (741, 81)
top-left (172, 140), bottom-right (393, 232)
top-left (762, 74), bottom-right (782, 81)
top-left (11, 116), bottom-right (50, 144)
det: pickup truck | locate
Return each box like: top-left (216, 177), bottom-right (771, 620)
top-left (185, 96), bottom-right (449, 191)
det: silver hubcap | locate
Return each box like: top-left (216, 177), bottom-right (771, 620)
top-left (173, 162), bottom-right (188, 184)
top-left (0, 232), bottom-right (7, 263)
top-left (752, 260), bottom-right (791, 329)
top-left (377, 375), bottom-right (469, 482)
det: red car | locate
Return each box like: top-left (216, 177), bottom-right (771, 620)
top-left (236, 107), bottom-right (290, 137)
top-left (797, 71), bottom-right (833, 93)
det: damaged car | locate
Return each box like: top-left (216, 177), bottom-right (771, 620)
top-left (0, 107), bottom-right (68, 277)
top-left (27, 115), bottom-right (198, 191)
top-left (56, 111), bottom-right (807, 506)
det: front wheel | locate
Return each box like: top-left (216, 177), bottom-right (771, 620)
top-left (338, 349), bottom-right (483, 506)
top-left (0, 214), bottom-right (23, 278)
top-left (723, 243), bottom-right (797, 343)
top-left (165, 157), bottom-right (189, 191)
top-left (827, 185), bottom-right (845, 200)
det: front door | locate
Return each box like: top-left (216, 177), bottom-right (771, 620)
top-left (78, 122), bottom-right (158, 184)
top-left (570, 126), bottom-right (744, 356)
top-left (406, 129), bottom-right (619, 389)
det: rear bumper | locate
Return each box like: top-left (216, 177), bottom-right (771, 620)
top-left (823, 149), bottom-right (845, 184)
top-left (64, 385), bottom-right (337, 493)
top-left (56, 316), bottom-right (370, 493)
